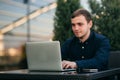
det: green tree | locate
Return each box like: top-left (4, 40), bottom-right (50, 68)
top-left (53, 0), bottom-right (80, 45)
top-left (88, 0), bottom-right (120, 50)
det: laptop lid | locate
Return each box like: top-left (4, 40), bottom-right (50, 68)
top-left (26, 41), bottom-right (63, 72)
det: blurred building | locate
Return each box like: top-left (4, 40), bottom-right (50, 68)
top-left (0, 0), bottom-right (56, 70)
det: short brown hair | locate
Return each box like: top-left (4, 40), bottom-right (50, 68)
top-left (71, 9), bottom-right (92, 23)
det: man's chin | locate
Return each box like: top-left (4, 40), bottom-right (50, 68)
top-left (76, 35), bottom-right (83, 38)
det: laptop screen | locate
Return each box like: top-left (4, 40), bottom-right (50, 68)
top-left (26, 41), bottom-right (63, 71)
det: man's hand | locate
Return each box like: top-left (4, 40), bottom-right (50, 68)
top-left (62, 60), bottom-right (77, 69)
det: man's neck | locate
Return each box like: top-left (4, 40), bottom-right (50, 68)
top-left (79, 30), bottom-right (91, 43)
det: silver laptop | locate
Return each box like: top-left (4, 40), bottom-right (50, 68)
top-left (26, 41), bottom-right (75, 72)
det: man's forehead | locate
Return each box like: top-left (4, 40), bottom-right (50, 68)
top-left (71, 15), bottom-right (86, 23)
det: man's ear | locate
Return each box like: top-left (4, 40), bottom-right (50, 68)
top-left (88, 20), bottom-right (93, 29)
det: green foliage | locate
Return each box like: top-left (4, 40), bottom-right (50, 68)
top-left (89, 0), bottom-right (120, 50)
top-left (53, 0), bottom-right (80, 45)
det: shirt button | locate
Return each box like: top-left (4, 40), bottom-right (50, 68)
top-left (82, 56), bottom-right (85, 59)
top-left (82, 46), bottom-right (84, 49)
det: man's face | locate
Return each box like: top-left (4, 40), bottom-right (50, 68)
top-left (71, 15), bottom-right (92, 39)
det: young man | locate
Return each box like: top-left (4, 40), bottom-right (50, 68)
top-left (61, 9), bottom-right (110, 71)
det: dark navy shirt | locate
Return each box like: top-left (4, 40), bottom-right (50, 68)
top-left (61, 31), bottom-right (110, 71)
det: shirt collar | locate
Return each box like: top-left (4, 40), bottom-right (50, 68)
top-left (84, 30), bottom-right (94, 44)
top-left (74, 30), bottom-right (94, 44)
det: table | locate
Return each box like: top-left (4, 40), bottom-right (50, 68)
top-left (0, 68), bottom-right (120, 80)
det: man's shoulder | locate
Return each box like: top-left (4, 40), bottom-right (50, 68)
top-left (65, 36), bottom-right (74, 42)
top-left (64, 36), bottom-right (77, 44)
top-left (92, 31), bottom-right (110, 46)
top-left (93, 31), bottom-right (109, 41)
top-left (92, 31), bottom-right (110, 49)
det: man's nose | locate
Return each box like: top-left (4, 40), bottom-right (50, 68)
top-left (74, 25), bottom-right (79, 30)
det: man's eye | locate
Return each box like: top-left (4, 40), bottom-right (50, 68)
top-left (78, 23), bottom-right (82, 26)
top-left (71, 24), bottom-right (75, 26)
